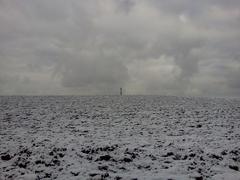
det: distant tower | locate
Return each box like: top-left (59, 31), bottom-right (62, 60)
top-left (120, 88), bottom-right (123, 96)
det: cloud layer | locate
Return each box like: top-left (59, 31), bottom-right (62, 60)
top-left (0, 0), bottom-right (240, 96)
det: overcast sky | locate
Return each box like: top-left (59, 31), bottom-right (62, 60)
top-left (0, 0), bottom-right (240, 96)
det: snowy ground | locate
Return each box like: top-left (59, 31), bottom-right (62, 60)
top-left (0, 96), bottom-right (240, 180)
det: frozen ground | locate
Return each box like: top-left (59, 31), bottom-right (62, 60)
top-left (0, 96), bottom-right (240, 180)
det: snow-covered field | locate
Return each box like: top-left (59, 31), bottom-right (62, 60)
top-left (0, 96), bottom-right (240, 180)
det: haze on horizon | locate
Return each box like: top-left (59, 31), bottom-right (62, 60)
top-left (0, 0), bottom-right (240, 97)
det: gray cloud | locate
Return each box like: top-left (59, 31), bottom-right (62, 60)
top-left (0, 0), bottom-right (240, 96)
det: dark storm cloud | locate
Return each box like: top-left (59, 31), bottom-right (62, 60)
top-left (0, 0), bottom-right (240, 96)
